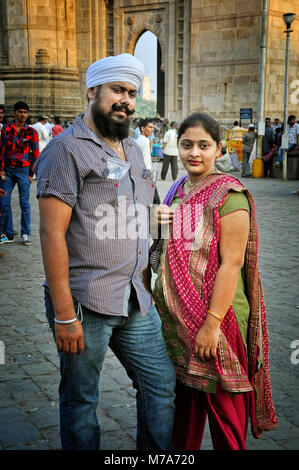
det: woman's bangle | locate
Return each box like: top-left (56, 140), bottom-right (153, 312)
top-left (207, 310), bottom-right (224, 322)
top-left (54, 316), bottom-right (78, 325)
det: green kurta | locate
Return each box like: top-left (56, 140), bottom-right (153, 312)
top-left (153, 190), bottom-right (250, 393)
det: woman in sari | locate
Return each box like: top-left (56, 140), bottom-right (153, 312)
top-left (151, 112), bottom-right (277, 450)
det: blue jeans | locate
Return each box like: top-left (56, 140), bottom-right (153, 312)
top-left (0, 167), bottom-right (31, 237)
top-left (44, 288), bottom-right (176, 450)
top-left (277, 142), bottom-right (296, 163)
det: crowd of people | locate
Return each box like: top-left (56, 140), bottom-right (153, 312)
top-left (0, 53), bottom-right (282, 451)
top-left (237, 116), bottom-right (299, 178)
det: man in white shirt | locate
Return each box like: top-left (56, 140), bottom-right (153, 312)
top-left (135, 118), bottom-right (160, 203)
top-left (161, 121), bottom-right (179, 181)
top-left (135, 118), bottom-right (155, 169)
top-left (31, 115), bottom-right (50, 153)
top-left (274, 114), bottom-right (299, 167)
top-left (44, 116), bottom-right (53, 141)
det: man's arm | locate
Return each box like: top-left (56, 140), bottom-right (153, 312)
top-left (0, 126), bottom-right (6, 178)
top-left (29, 129), bottom-right (40, 181)
top-left (39, 196), bottom-right (84, 354)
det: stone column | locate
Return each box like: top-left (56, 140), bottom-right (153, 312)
top-left (0, 0), bottom-right (82, 121)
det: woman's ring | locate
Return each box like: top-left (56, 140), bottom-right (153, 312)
top-left (205, 349), bottom-right (210, 355)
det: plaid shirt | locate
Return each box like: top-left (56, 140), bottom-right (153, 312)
top-left (35, 114), bottom-right (155, 317)
top-left (287, 123), bottom-right (299, 145)
top-left (0, 122), bottom-right (39, 175)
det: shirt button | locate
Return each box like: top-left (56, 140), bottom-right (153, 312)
top-left (102, 168), bottom-right (110, 177)
top-left (139, 250), bottom-right (141, 255)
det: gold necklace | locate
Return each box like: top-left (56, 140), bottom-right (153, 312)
top-left (103, 136), bottom-right (122, 152)
top-left (184, 169), bottom-right (216, 190)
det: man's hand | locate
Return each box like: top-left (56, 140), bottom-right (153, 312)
top-left (55, 319), bottom-right (84, 355)
top-left (0, 171), bottom-right (6, 182)
top-left (0, 187), bottom-right (6, 197)
top-left (142, 265), bottom-right (152, 294)
top-left (29, 175), bottom-right (33, 184)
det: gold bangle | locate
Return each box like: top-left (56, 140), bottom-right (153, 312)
top-left (207, 310), bottom-right (224, 322)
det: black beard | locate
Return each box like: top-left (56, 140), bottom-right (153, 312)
top-left (91, 102), bottom-right (134, 140)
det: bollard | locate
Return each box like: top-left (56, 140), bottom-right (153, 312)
top-left (252, 158), bottom-right (264, 178)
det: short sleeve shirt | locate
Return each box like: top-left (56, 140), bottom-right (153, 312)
top-left (34, 114), bottom-right (155, 316)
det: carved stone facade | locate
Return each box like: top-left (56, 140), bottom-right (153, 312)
top-left (0, 0), bottom-right (298, 124)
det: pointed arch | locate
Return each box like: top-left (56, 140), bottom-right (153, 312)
top-left (133, 29), bottom-right (165, 117)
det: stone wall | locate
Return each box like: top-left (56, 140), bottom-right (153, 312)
top-left (265, 0), bottom-right (299, 120)
top-left (189, 0), bottom-right (262, 122)
top-left (1, 0), bottom-right (299, 124)
top-left (0, 0), bottom-right (82, 121)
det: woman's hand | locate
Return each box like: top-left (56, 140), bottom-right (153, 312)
top-left (154, 204), bottom-right (174, 225)
top-left (194, 316), bottom-right (221, 361)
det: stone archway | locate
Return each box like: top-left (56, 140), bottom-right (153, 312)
top-left (133, 29), bottom-right (165, 117)
top-left (117, 0), bottom-right (191, 122)
top-left (121, 7), bottom-right (169, 118)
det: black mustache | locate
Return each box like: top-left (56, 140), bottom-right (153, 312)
top-left (112, 103), bottom-right (135, 116)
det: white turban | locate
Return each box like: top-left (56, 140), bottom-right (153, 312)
top-left (86, 53), bottom-right (145, 90)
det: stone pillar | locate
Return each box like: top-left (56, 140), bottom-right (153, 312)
top-left (0, 0), bottom-right (82, 121)
top-left (264, 0), bottom-right (299, 120)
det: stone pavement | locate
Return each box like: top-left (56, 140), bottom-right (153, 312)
top-left (0, 162), bottom-right (298, 451)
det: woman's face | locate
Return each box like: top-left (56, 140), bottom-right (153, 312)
top-left (178, 125), bottom-right (221, 182)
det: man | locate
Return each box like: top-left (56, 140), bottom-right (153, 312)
top-left (274, 115), bottom-right (299, 168)
top-left (272, 117), bottom-right (281, 132)
top-left (229, 120), bottom-right (243, 138)
top-left (135, 118), bottom-right (155, 170)
top-left (51, 116), bottom-right (64, 138)
top-left (34, 53), bottom-right (175, 451)
top-left (241, 123), bottom-right (257, 177)
top-left (43, 116), bottom-right (53, 141)
top-left (265, 116), bottom-right (272, 127)
top-left (136, 118), bottom-right (160, 204)
top-left (0, 187), bottom-right (7, 256)
top-left (0, 101), bottom-right (39, 245)
top-left (262, 120), bottom-right (275, 177)
top-left (0, 105), bottom-right (7, 131)
top-left (31, 115), bottom-right (50, 153)
top-left (161, 121), bottom-right (179, 181)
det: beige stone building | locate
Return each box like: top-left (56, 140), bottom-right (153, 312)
top-left (142, 77), bottom-right (154, 101)
top-left (0, 0), bottom-right (298, 126)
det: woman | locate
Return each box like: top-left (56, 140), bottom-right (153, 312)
top-left (151, 113), bottom-right (277, 450)
top-left (241, 123), bottom-right (257, 177)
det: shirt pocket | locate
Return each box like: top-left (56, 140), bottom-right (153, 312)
top-left (80, 173), bottom-right (119, 210)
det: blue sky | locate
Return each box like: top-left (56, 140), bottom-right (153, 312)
top-left (134, 31), bottom-right (157, 101)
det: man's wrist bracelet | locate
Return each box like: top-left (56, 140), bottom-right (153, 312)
top-left (54, 316), bottom-right (78, 325)
top-left (207, 310), bottom-right (224, 322)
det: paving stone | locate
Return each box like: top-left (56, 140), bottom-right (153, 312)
top-left (0, 167), bottom-right (298, 450)
top-left (0, 405), bottom-right (29, 424)
top-left (30, 404), bottom-right (60, 429)
top-left (0, 422), bottom-right (41, 448)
